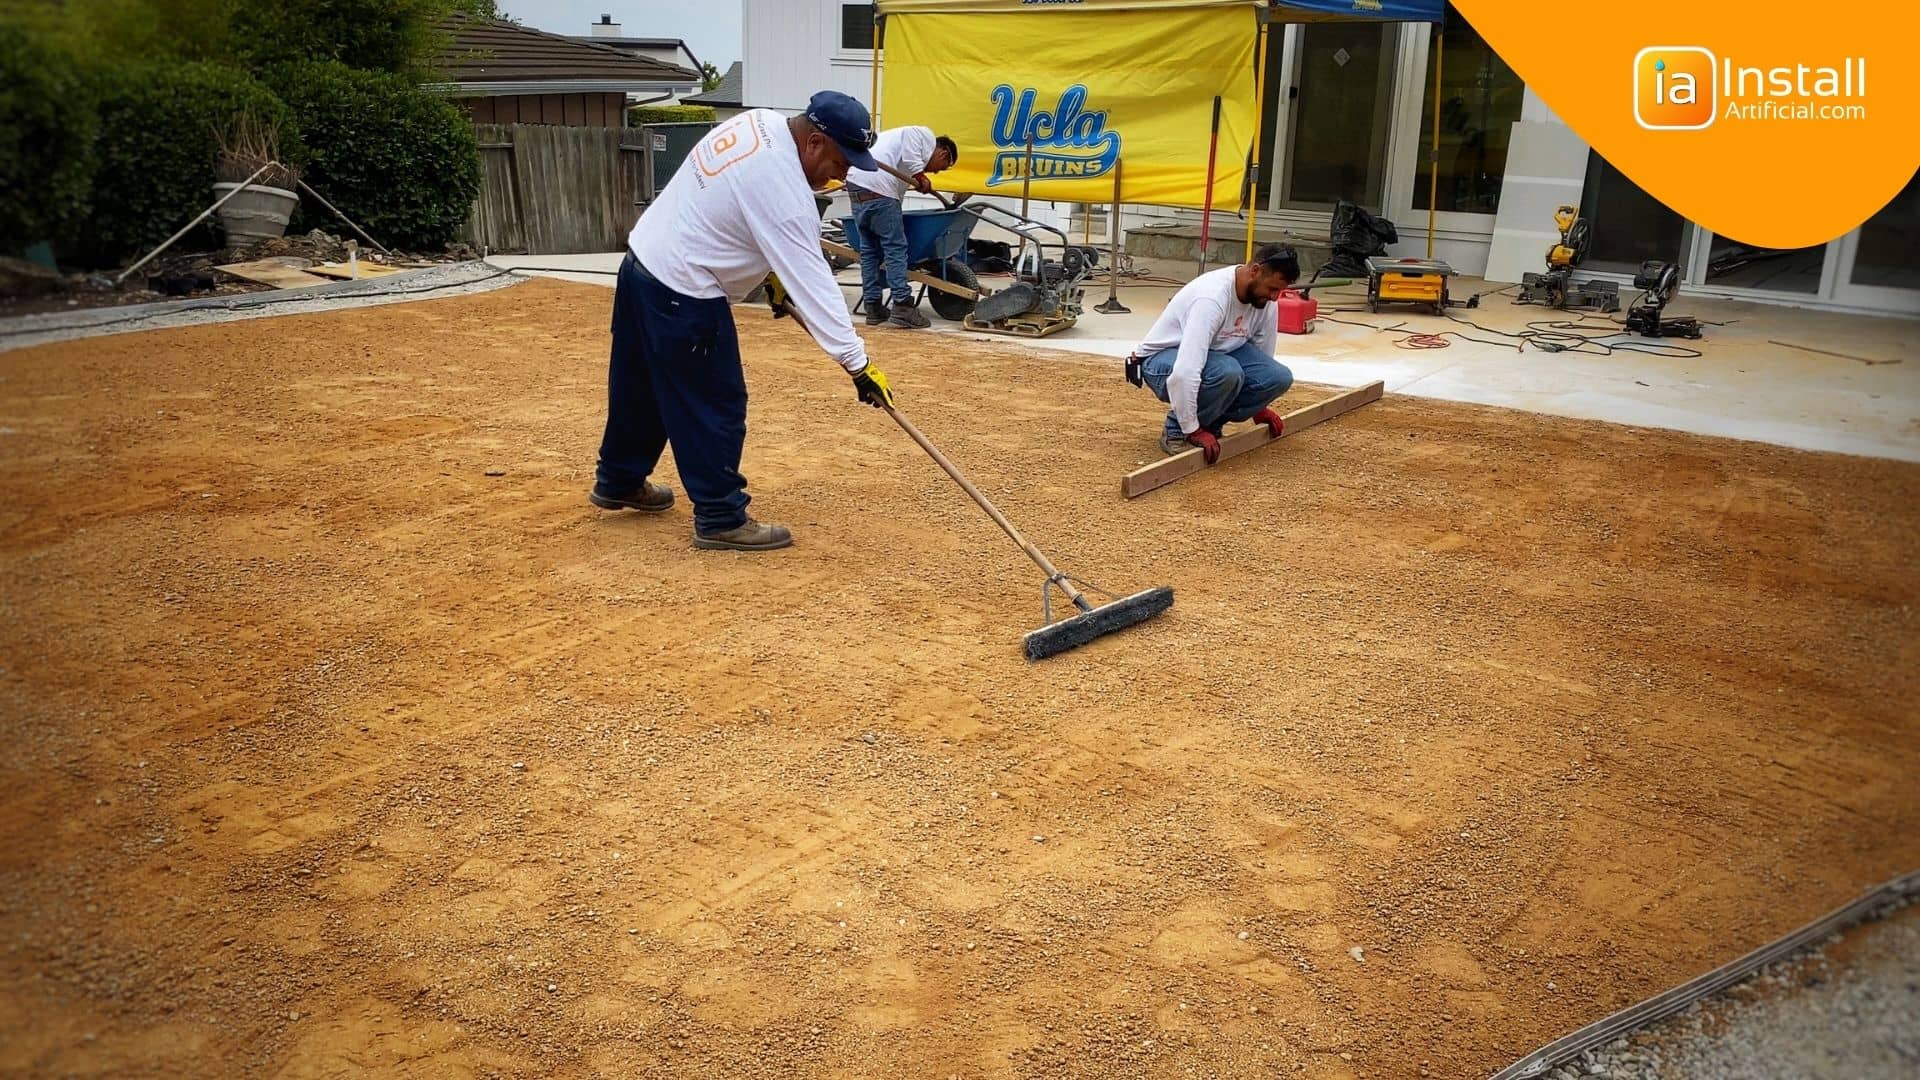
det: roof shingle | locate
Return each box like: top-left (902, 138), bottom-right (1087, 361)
top-left (437, 15), bottom-right (699, 86)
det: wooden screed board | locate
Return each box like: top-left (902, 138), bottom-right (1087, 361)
top-left (1121, 381), bottom-right (1384, 499)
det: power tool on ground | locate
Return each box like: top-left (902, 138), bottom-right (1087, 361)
top-left (1623, 260), bottom-right (1703, 339)
top-left (1516, 205), bottom-right (1619, 312)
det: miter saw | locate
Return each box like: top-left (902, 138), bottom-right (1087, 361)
top-left (1623, 259), bottom-right (1704, 339)
top-left (1516, 205), bottom-right (1620, 312)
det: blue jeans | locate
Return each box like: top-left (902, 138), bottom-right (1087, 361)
top-left (852, 195), bottom-right (911, 310)
top-left (1140, 342), bottom-right (1294, 438)
top-left (595, 253), bottom-right (752, 534)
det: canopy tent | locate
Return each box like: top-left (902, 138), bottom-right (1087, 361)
top-left (872, 0), bottom-right (1448, 258)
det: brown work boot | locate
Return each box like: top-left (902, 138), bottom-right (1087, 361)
top-left (863, 302), bottom-right (889, 326)
top-left (887, 302), bottom-right (931, 329)
top-left (693, 518), bottom-right (793, 551)
top-left (588, 480), bottom-right (674, 512)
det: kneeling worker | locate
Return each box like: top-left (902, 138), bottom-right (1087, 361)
top-left (1125, 245), bottom-right (1300, 461)
top-left (590, 91), bottom-right (895, 552)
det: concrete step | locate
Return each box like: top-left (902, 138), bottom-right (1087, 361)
top-left (1125, 224), bottom-right (1333, 276)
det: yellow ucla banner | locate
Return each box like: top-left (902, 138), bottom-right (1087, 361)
top-left (878, 0), bottom-right (1258, 10)
top-left (880, 8), bottom-right (1257, 209)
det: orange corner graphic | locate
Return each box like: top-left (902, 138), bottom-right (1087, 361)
top-left (1455, 0), bottom-right (1918, 248)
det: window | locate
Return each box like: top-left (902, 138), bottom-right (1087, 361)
top-left (1579, 152), bottom-right (1687, 273)
top-left (840, 4), bottom-right (881, 52)
top-left (1850, 168), bottom-right (1920, 290)
top-left (1412, 6), bottom-right (1525, 215)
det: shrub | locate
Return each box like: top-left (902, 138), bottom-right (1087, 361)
top-left (268, 61), bottom-right (479, 251)
top-left (0, 24), bottom-right (98, 254)
top-left (629, 104), bottom-right (717, 126)
top-left (77, 61), bottom-right (296, 266)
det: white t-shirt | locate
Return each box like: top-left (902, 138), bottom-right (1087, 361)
top-left (1132, 266), bottom-right (1278, 434)
top-left (628, 109), bottom-right (867, 374)
top-left (844, 126), bottom-right (936, 201)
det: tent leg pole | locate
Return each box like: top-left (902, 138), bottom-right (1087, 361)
top-left (870, 15), bottom-right (883, 127)
top-left (1428, 16), bottom-right (1442, 260)
top-left (1096, 160), bottom-right (1129, 315)
top-left (1245, 18), bottom-right (1269, 263)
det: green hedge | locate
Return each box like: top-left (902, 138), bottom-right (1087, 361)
top-left (629, 104), bottom-right (716, 126)
top-left (0, 25), bottom-right (98, 253)
top-left (268, 61), bottom-right (479, 251)
top-left (77, 61), bottom-right (296, 266)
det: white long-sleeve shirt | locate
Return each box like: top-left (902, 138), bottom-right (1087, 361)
top-left (843, 126), bottom-right (936, 201)
top-left (628, 109), bottom-right (868, 374)
top-left (1133, 267), bottom-right (1277, 434)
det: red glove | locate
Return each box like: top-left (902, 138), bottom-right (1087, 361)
top-left (912, 172), bottom-right (934, 195)
top-left (1186, 430), bottom-right (1221, 464)
top-left (1251, 407), bottom-right (1285, 438)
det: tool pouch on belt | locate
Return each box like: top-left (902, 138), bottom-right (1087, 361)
top-left (1123, 354), bottom-right (1143, 388)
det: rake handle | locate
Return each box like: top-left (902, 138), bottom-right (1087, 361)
top-left (882, 404), bottom-right (1092, 612)
top-left (875, 162), bottom-right (956, 209)
top-left (773, 297), bottom-right (1083, 610)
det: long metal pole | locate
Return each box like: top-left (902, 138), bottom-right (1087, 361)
top-left (1244, 18), bottom-right (1270, 263)
top-left (1197, 95), bottom-right (1222, 276)
top-left (115, 162), bottom-right (276, 285)
top-left (1095, 160), bottom-right (1129, 314)
top-left (1016, 128), bottom-right (1037, 276)
top-left (295, 178), bottom-right (391, 256)
top-left (869, 15), bottom-right (882, 127)
top-left (1428, 16), bottom-right (1443, 259)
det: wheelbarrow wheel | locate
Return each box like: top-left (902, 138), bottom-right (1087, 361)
top-left (926, 259), bottom-right (980, 322)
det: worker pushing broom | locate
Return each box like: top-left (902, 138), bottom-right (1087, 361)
top-left (588, 90), bottom-right (1169, 659)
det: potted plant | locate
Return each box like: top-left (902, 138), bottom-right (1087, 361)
top-left (212, 113), bottom-right (300, 247)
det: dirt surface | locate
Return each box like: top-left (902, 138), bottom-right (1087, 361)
top-left (2, 278), bottom-right (1916, 1079)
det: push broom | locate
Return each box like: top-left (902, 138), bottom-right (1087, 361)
top-left (773, 298), bottom-right (1172, 659)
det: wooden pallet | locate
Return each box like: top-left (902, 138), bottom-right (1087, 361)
top-left (215, 258), bottom-right (330, 289)
top-left (1120, 380), bottom-right (1385, 499)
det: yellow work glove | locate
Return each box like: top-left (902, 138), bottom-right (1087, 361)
top-left (764, 273), bottom-right (791, 319)
top-left (851, 363), bottom-right (895, 409)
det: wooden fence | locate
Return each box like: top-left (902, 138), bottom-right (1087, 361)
top-left (465, 124), bottom-right (656, 255)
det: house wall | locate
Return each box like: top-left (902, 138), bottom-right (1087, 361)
top-left (743, 0), bottom-right (875, 115)
top-left (460, 93), bottom-right (630, 128)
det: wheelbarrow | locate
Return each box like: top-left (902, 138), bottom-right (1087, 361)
top-left (825, 206), bottom-right (984, 322)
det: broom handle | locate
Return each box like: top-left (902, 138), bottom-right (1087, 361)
top-left (883, 404), bottom-right (1090, 610)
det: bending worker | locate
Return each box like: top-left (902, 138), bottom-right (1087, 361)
top-left (1125, 245), bottom-right (1300, 460)
top-left (590, 91), bottom-right (894, 552)
top-left (843, 127), bottom-right (958, 329)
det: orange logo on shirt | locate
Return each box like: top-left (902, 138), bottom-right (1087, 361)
top-left (696, 118), bottom-right (763, 177)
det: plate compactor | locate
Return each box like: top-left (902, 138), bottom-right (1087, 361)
top-left (1516, 204), bottom-right (1620, 313)
top-left (963, 203), bottom-right (1093, 339)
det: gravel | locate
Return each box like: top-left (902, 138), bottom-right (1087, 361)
top-left (1540, 910), bottom-right (1920, 1080)
top-left (0, 261), bottom-right (523, 353)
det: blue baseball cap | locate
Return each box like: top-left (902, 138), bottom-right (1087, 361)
top-left (804, 90), bottom-right (879, 171)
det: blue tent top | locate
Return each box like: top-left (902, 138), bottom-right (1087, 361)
top-left (1272, 0), bottom-right (1444, 21)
